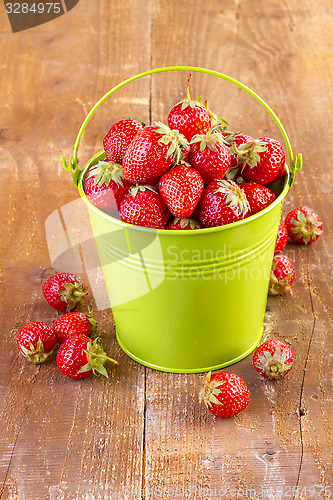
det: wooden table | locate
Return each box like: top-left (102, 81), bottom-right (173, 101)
top-left (0, 1), bottom-right (332, 498)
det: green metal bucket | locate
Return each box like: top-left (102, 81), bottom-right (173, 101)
top-left (61, 66), bottom-right (302, 373)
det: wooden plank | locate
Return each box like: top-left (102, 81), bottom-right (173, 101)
top-left (0, 0), bottom-right (151, 498)
top-left (143, 0), bottom-right (333, 498)
top-left (0, 0), bottom-right (333, 497)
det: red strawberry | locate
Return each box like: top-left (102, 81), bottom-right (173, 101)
top-left (17, 321), bottom-right (57, 364)
top-left (168, 75), bottom-right (211, 140)
top-left (253, 339), bottom-right (293, 380)
top-left (166, 217), bottom-right (201, 230)
top-left (269, 254), bottom-right (295, 295)
top-left (240, 182), bottom-right (276, 215)
top-left (53, 309), bottom-right (97, 344)
top-left (122, 122), bottom-right (189, 184)
top-left (56, 334), bottom-right (118, 380)
top-left (42, 273), bottom-right (87, 312)
top-left (188, 128), bottom-right (231, 184)
top-left (223, 132), bottom-right (254, 168)
top-left (159, 165), bottom-right (204, 218)
top-left (196, 180), bottom-right (250, 228)
top-left (274, 222), bottom-right (288, 255)
top-left (84, 161), bottom-right (131, 213)
top-left (234, 137), bottom-right (286, 185)
top-left (103, 118), bottom-right (144, 163)
top-left (119, 185), bottom-right (169, 229)
top-left (201, 371), bottom-right (250, 418)
top-left (284, 206), bottom-right (323, 245)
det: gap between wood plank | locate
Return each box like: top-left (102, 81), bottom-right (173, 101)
top-left (293, 247), bottom-right (316, 497)
top-left (141, 368), bottom-right (147, 500)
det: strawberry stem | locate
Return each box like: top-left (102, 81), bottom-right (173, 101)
top-left (186, 74), bottom-right (192, 101)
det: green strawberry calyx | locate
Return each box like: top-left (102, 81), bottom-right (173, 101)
top-left (269, 269), bottom-right (293, 295)
top-left (231, 139), bottom-right (267, 169)
top-left (224, 166), bottom-right (245, 184)
top-left (87, 160), bottom-right (125, 188)
top-left (190, 124), bottom-right (229, 153)
top-left (201, 371), bottom-right (225, 409)
top-left (204, 100), bottom-right (229, 131)
top-left (78, 337), bottom-right (118, 378)
top-left (57, 281), bottom-right (88, 311)
top-left (154, 121), bottom-right (189, 165)
top-left (129, 184), bottom-right (159, 198)
top-left (87, 306), bottom-right (97, 335)
top-left (256, 346), bottom-right (293, 380)
top-left (289, 209), bottom-right (322, 244)
top-left (173, 218), bottom-right (201, 230)
top-left (214, 180), bottom-right (250, 216)
top-left (20, 337), bottom-right (53, 365)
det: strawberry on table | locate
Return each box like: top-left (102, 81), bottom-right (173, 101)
top-left (17, 321), bottom-right (57, 364)
top-left (42, 273), bottom-right (87, 312)
top-left (201, 371), bottom-right (250, 418)
top-left (119, 185), bottom-right (170, 229)
top-left (56, 334), bottom-right (118, 380)
top-left (159, 165), bottom-right (204, 219)
top-left (234, 137), bottom-right (286, 185)
top-left (196, 179), bottom-right (250, 228)
top-left (269, 254), bottom-right (295, 295)
top-left (240, 182), bottom-right (276, 215)
top-left (188, 127), bottom-right (231, 185)
top-left (85, 160), bottom-right (131, 213)
top-left (284, 206), bottom-right (323, 245)
top-left (253, 339), bottom-right (293, 380)
top-left (168, 75), bottom-right (212, 140)
top-left (122, 122), bottom-right (189, 185)
top-left (274, 222), bottom-right (288, 255)
top-left (166, 217), bottom-right (201, 230)
top-left (53, 309), bottom-right (97, 344)
top-left (103, 118), bottom-right (144, 163)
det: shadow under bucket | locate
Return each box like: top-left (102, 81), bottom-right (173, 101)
top-left (62, 66), bottom-right (302, 373)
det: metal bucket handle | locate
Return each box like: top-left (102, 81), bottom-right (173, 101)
top-left (61, 66), bottom-right (302, 188)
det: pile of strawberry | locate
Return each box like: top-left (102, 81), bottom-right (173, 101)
top-left (16, 273), bottom-right (118, 379)
top-left (85, 76), bottom-right (288, 230)
top-left (269, 205), bottom-right (323, 295)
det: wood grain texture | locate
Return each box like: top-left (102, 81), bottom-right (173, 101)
top-left (0, 0), bottom-right (332, 498)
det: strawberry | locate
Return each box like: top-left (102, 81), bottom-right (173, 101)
top-left (201, 371), bottom-right (250, 418)
top-left (122, 122), bottom-right (189, 184)
top-left (84, 161), bottom-right (131, 213)
top-left (42, 273), bottom-right (88, 312)
top-left (269, 254), bottom-right (295, 295)
top-left (53, 309), bottom-right (97, 344)
top-left (17, 321), bottom-right (57, 364)
top-left (168, 75), bottom-right (211, 140)
top-left (274, 222), bottom-right (288, 255)
top-left (188, 128), bottom-right (231, 184)
top-left (253, 339), bottom-right (293, 380)
top-left (119, 185), bottom-right (170, 229)
top-left (196, 180), bottom-right (250, 228)
top-left (284, 206), bottom-right (323, 245)
top-left (223, 132), bottom-right (254, 168)
top-left (166, 217), bottom-right (201, 230)
top-left (56, 334), bottom-right (118, 380)
top-left (103, 118), bottom-right (144, 163)
top-left (234, 137), bottom-right (286, 185)
top-left (159, 165), bottom-right (204, 219)
top-left (240, 182), bottom-right (276, 215)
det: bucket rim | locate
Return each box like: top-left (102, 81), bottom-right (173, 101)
top-left (78, 153), bottom-right (290, 236)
